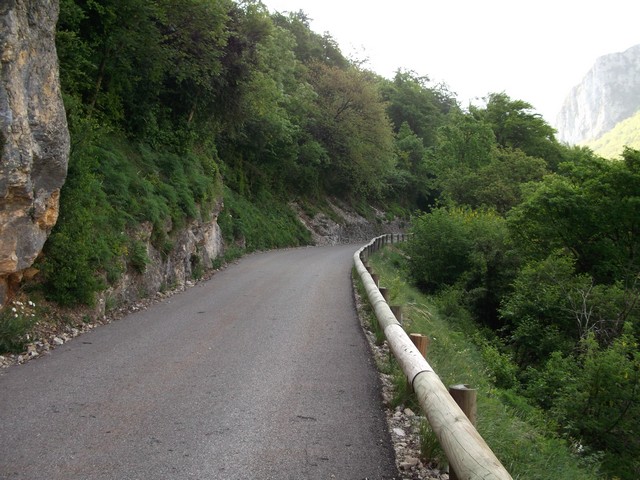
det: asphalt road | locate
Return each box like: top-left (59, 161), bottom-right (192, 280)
top-left (0, 245), bottom-right (397, 479)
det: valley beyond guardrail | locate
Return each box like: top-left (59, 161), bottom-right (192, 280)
top-left (354, 234), bottom-right (512, 480)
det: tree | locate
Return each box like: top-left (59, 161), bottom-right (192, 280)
top-left (380, 70), bottom-right (457, 147)
top-left (272, 10), bottom-right (349, 68)
top-left (307, 63), bottom-right (396, 199)
top-left (432, 113), bottom-right (547, 213)
top-left (391, 122), bottom-right (433, 209)
top-left (509, 148), bottom-right (640, 284)
top-left (407, 208), bottom-right (518, 326)
top-left (471, 92), bottom-right (564, 169)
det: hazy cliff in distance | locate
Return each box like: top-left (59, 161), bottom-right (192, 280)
top-left (556, 44), bottom-right (640, 145)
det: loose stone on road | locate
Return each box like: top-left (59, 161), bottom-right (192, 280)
top-left (0, 245), bottom-right (397, 479)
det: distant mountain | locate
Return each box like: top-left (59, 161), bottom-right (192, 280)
top-left (584, 109), bottom-right (640, 159)
top-left (556, 44), bottom-right (640, 145)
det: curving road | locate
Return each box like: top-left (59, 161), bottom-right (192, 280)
top-left (0, 245), bottom-right (397, 479)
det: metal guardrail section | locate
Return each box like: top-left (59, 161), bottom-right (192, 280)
top-left (354, 234), bottom-right (512, 480)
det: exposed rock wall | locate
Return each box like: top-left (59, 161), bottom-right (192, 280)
top-left (0, 0), bottom-right (69, 304)
top-left (556, 44), bottom-right (640, 144)
top-left (293, 198), bottom-right (406, 246)
top-left (95, 209), bottom-right (224, 318)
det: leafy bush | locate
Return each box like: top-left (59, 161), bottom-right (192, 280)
top-left (407, 207), bottom-right (518, 327)
top-left (40, 130), bottom-right (124, 306)
top-left (549, 328), bottom-right (640, 479)
top-left (406, 208), bottom-right (474, 291)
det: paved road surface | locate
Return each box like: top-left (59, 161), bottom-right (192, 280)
top-left (0, 245), bottom-right (397, 479)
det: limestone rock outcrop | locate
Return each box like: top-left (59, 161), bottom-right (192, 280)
top-left (0, 0), bottom-right (69, 304)
top-left (95, 212), bottom-right (225, 316)
top-left (556, 44), bottom-right (640, 144)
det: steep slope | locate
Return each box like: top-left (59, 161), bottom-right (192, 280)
top-left (584, 109), bottom-right (640, 159)
top-left (556, 44), bottom-right (640, 144)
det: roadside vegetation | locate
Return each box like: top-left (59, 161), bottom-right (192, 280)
top-left (362, 144), bottom-right (640, 479)
top-left (365, 246), bottom-right (601, 480)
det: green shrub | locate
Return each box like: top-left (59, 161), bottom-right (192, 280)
top-left (129, 240), bottom-right (150, 273)
top-left (40, 133), bottom-right (123, 306)
top-left (190, 254), bottom-right (204, 280)
top-left (479, 341), bottom-right (518, 389)
top-left (406, 207), bottom-right (473, 291)
top-left (550, 328), bottom-right (640, 479)
top-left (0, 301), bottom-right (38, 353)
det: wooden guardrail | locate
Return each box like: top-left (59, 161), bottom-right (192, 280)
top-left (354, 234), bottom-right (512, 480)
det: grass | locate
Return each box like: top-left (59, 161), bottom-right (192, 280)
top-left (362, 245), bottom-right (601, 480)
top-left (0, 300), bottom-right (39, 353)
top-left (218, 186), bottom-right (312, 253)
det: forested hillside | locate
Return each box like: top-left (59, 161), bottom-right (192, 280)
top-left (40, 0), bottom-right (460, 307)
top-left (1, 1), bottom-right (638, 477)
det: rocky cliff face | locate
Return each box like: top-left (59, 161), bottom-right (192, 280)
top-left (94, 210), bottom-right (224, 317)
top-left (0, 0), bottom-right (70, 305)
top-left (556, 44), bottom-right (640, 145)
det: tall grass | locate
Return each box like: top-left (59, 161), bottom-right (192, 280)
top-left (218, 186), bottom-right (312, 252)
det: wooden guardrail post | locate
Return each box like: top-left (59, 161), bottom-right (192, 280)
top-left (379, 287), bottom-right (389, 302)
top-left (449, 384), bottom-right (477, 426)
top-left (410, 333), bottom-right (429, 358)
top-left (448, 384), bottom-right (478, 480)
top-left (390, 305), bottom-right (403, 325)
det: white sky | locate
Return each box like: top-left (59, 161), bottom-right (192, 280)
top-left (263, 0), bottom-right (640, 126)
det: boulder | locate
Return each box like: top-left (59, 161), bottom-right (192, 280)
top-left (0, 0), bottom-right (69, 305)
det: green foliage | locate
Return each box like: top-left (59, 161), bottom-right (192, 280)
top-left (40, 128), bottom-right (124, 306)
top-left (471, 92), bottom-right (564, 170)
top-left (307, 62), bottom-right (397, 199)
top-left (40, 123), bottom-right (222, 305)
top-left (390, 122), bottom-right (434, 208)
top-left (407, 208), bottom-right (518, 326)
top-left (380, 70), bottom-right (457, 146)
top-left (128, 240), bottom-right (150, 274)
top-left (406, 169), bottom-right (640, 477)
top-left (553, 329), bottom-right (640, 479)
top-left (366, 247), bottom-right (600, 480)
top-left (433, 113), bottom-right (548, 213)
top-left (0, 301), bottom-right (39, 353)
top-left (499, 252), bottom-right (582, 367)
top-left (218, 187), bottom-right (311, 253)
top-left (406, 208), bottom-right (474, 290)
top-left (478, 339), bottom-right (518, 389)
top-left (190, 254), bottom-right (204, 280)
top-left (509, 148), bottom-right (640, 283)
top-left (523, 329), bottom-right (640, 479)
